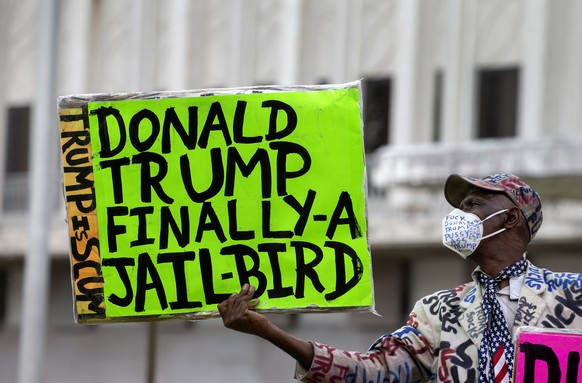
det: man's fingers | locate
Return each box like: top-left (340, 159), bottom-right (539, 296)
top-left (247, 298), bottom-right (260, 308)
top-left (240, 283), bottom-right (256, 298)
top-left (231, 284), bottom-right (256, 301)
top-left (218, 285), bottom-right (268, 335)
top-left (244, 284), bottom-right (255, 298)
top-left (218, 284), bottom-right (258, 316)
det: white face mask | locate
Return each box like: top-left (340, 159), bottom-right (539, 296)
top-left (442, 208), bottom-right (508, 259)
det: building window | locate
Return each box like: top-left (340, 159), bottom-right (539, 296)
top-left (477, 67), bottom-right (519, 138)
top-left (5, 106), bottom-right (30, 173)
top-left (3, 105), bottom-right (31, 213)
top-left (362, 77), bottom-right (391, 153)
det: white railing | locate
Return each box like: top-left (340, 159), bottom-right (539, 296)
top-left (2, 173), bottom-right (29, 214)
top-left (365, 141), bottom-right (582, 245)
top-left (2, 173), bottom-right (63, 216)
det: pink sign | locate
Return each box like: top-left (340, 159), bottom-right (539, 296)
top-left (515, 330), bottom-right (582, 383)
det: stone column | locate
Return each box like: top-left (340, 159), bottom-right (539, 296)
top-left (518, 0), bottom-right (548, 138)
top-left (279, 0), bottom-right (302, 85)
top-left (445, 0), bottom-right (478, 142)
top-left (391, 0), bottom-right (422, 145)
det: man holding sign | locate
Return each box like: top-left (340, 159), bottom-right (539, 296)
top-left (219, 173), bottom-right (582, 383)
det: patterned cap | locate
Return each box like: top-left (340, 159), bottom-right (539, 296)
top-left (444, 173), bottom-right (543, 241)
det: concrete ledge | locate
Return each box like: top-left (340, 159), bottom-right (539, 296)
top-left (370, 136), bottom-right (582, 200)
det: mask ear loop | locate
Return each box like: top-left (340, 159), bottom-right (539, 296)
top-left (479, 209), bottom-right (509, 240)
top-left (480, 227), bottom-right (506, 240)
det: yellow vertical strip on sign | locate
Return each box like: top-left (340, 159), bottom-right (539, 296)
top-left (59, 106), bottom-right (106, 322)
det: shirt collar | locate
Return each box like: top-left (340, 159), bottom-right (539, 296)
top-left (508, 274), bottom-right (524, 299)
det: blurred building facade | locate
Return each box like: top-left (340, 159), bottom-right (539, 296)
top-left (0, 0), bottom-right (581, 382)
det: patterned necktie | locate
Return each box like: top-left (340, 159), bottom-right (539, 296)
top-left (477, 259), bottom-right (528, 383)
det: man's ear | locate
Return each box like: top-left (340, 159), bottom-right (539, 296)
top-left (504, 207), bottom-right (522, 229)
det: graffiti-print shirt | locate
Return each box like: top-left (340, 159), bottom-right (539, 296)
top-left (295, 261), bottom-right (582, 383)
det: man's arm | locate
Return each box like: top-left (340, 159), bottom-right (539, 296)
top-left (218, 284), bottom-right (314, 371)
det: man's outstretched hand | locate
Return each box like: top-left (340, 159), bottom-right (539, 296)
top-left (218, 283), bottom-right (315, 371)
top-left (218, 284), bottom-right (270, 336)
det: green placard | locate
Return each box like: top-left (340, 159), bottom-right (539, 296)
top-left (60, 82), bottom-right (373, 321)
